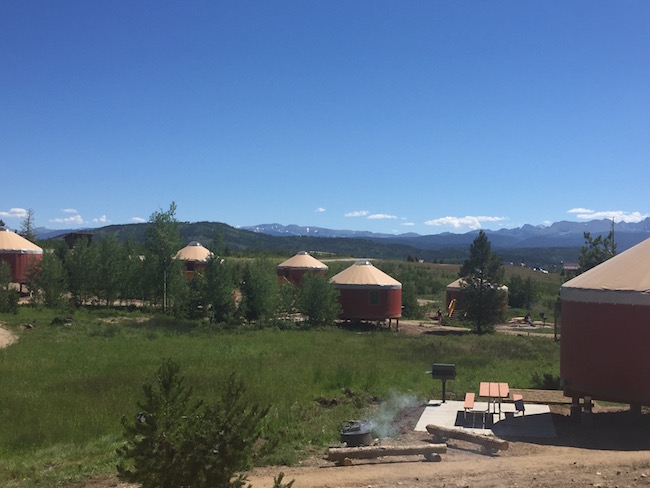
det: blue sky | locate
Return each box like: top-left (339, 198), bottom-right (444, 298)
top-left (2, 1), bottom-right (649, 234)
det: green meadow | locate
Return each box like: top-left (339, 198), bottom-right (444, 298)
top-left (0, 307), bottom-right (560, 487)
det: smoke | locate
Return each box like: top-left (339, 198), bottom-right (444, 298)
top-left (368, 391), bottom-right (420, 439)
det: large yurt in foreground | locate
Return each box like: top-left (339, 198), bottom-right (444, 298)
top-left (330, 260), bottom-right (402, 327)
top-left (0, 228), bottom-right (43, 287)
top-left (276, 251), bottom-right (328, 285)
top-left (174, 241), bottom-right (213, 278)
top-left (560, 237), bottom-right (650, 411)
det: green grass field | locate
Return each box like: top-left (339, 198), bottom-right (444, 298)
top-left (0, 307), bottom-right (560, 487)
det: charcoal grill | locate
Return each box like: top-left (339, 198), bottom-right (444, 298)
top-left (339, 420), bottom-right (372, 447)
top-left (426, 363), bottom-right (456, 403)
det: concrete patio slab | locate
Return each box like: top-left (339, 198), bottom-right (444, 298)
top-left (414, 399), bottom-right (556, 439)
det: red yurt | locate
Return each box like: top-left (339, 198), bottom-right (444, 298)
top-left (445, 278), bottom-right (464, 314)
top-left (276, 251), bottom-right (328, 285)
top-left (560, 237), bottom-right (650, 411)
top-left (330, 260), bottom-right (402, 327)
top-left (0, 228), bottom-right (43, 287)
top-left (445, 278), bottom-right (508, 316)
top-left (174, 241), bottom-right (213, 279)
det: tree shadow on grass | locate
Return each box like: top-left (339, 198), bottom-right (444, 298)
top-left (336, 321), bottom-right (395, 333)
top-left (421, 329), bottom-right (471, 337)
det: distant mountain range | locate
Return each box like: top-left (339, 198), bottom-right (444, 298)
top-left (27, 217), bottom-right (650, 268)
top-left (242, 223), bottom-right (415, 239)
top-left (243, 218), bottom-right (650, 252)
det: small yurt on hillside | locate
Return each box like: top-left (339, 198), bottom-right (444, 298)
top-left (560, 237), bottom-right (650, 412)
top-left (0, 228), bottom-right (43, 288)
top-left (276, 251), bottom-right (328, 285)
top-left (445, 278), bottom-right (464, 315)
top-left (445, 278), bottom-right (508, 317)
top-left (330, 260), bottom-right (402, 328)
top-left (174, 241), bottom-right (213, 279)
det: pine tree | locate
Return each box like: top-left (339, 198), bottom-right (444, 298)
top-left (117, 358), bottom-right (202, 488)
top-left (19, 208), bottom-right (36, 242)
top-left (117, 359), bottom-right (275, 488)
top-left (458, 230), bottom-right (506, 334)
top-left (578, 230), bottom-right (616, 273)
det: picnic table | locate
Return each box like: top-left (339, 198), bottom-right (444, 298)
top-left (479, 382), bottom-right (509, 418)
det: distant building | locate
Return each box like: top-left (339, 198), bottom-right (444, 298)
top-left (276, 251), bottom-right (328, 285)
top-left (330, 260), bottom-right (402, 328)
top-left (55, 231), bottom-right (93, 249)
top-left (562, 262), bottom-right (580, 276)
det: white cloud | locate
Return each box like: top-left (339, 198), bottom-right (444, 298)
top-left (402, 222), bottom-right (415, 226)
top-left (424, 215), bottom-right (506, 230)
top-left (50, 214), bottom-right (84, 225)
top-left (315, 207), bottom-right (326, 213)
top-left (0, 208), bottom-right (28, 219)
top-left (368, 213), bottom-right (397, 220)
top-left (567, 207), bottom-right (594, 214)
top-left (62, 208), bottom-right (78, 214)
top-left (568, 208), bottom-right (648, 223)
top-left (131, 217), bottom-right (146, 223)
top-left (93, 215), bottom-right (109, 224)
top-left (345, 210), bottom-right (369, 217)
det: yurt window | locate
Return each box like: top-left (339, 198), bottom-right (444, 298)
top-left (369, 290), bottom-right (379, 305)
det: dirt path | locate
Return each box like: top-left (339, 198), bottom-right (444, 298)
top-left (397, 318), bottom-right (558, 340)
top-left (247, 446), bottom-right (650, 488)
top-left (0, 324), bottom-right (18, 348)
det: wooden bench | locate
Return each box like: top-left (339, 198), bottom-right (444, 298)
top-left (464, 392), bottom-right (475, 411)
top-left (464, 392), bottom-right (487, 427)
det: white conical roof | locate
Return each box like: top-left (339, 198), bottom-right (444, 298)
top-left (447, 277), bottom-right (507, 291)
top-left (330, 260), bottom-right (401, 288)
top-left (446, 278), bottom-right (464, 289)
top-left (277, 251), bottom-right (328, 270)
top-left (561, 237), bottom-right (650, 305)
top-left (0, 229), bottom-right (43, 254)
top-left (174, 241), bottom-right (213, 262)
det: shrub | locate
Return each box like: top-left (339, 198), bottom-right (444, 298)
top-left (296, 273), bottom-right (340, 327)
top-left (531, 371), bottom-right (561, 390)
top-left (117, 358), bottom-right (274, 488)
top-left (401, 282), bottom-right (423, 319)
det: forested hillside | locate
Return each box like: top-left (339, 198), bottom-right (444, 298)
top-left (72, 221), bottom-right (581, 267)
